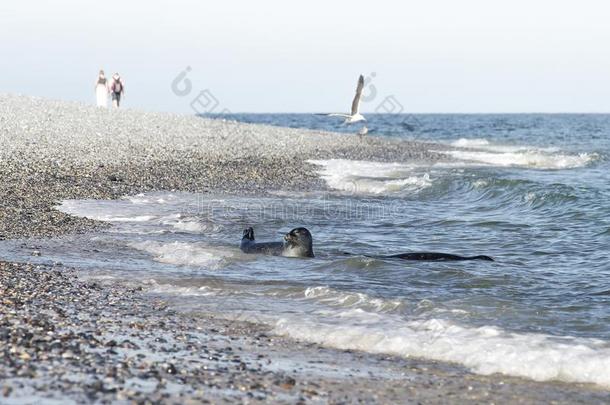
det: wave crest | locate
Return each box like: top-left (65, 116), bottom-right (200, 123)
top-left (275, 312), bottom-right (610, 387)
top-left (444, 138), bottom-right (596, 169)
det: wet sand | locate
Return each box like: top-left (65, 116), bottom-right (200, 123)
top-left (1, 94), bottom-right (608, 403)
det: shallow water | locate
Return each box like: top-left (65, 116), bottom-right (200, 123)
top-left (3, 114), bottom-right (609, 387)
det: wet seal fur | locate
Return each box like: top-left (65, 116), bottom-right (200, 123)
top-left (240, 227), bottom-right (492, 261)
top-left (375, 252), bottom-right (494, 261)
top-left (240, 227), bottom-right (315, 258)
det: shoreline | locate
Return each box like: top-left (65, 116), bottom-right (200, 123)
top-left (0, 93), bottom-right (446, 240)
top-left (2, 261), bottom-right (607, 403)
top-left (1, 94), bottom-right (608, 402)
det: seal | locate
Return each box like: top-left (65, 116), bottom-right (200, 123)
top-left (240, 227), bottom-right (315, 258)
top-left (241, 227), bottom-right (492, 261)
top-left (381, 252), bottom-right (494, 261)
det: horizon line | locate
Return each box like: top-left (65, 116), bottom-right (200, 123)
top-left (202, 111), bottom-right (610, 115)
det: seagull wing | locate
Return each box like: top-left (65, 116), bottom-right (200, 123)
top-left (350, 75), bottom-right (364, 116)
top-left (325, 113), bottom-right (352, 118)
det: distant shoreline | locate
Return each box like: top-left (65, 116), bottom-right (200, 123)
top-left (0, 93), bottom-right (446, 240)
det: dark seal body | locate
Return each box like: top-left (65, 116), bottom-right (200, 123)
top-left (240, 227), bottom-right (491, 261)
top-left (240, 227), bottom-right (314, 258)
top-left (385, 252), bottom-right (494, 261)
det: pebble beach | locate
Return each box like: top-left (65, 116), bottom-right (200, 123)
top-left (0, 94), bottom-right (448, 239)
top-left (1, 94), bottom-right (609, 403)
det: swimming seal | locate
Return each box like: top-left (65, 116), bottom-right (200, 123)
top-left (240, 227), bottom-right (492, 261)
top-left (240, 227), bottom-right (315, 258)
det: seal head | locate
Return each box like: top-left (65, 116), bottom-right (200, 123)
top-left (283, 227), bottom-right (314, 258)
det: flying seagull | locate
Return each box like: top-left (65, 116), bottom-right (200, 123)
top-left (318, 75), bottom-right (366, 124)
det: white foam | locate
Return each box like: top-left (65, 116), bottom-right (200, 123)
top-left (157, 214), bottom-right (209, 233)
top-left (450, 138), bottom-right (491, 148)
top-left (161, 215), bottom-right (224, 234)
top-left (59, 198), bottom-right (219, 234)
top-left (97, 215), bottom-right (156, 222)
top-left (126, 193), bottom-right (173, 205)
top-left (170, 220), bottom-right (206, 232)
top-left (472, 179), bottom-right (489, 188)
top-left (304, 286), bottom-right (403, 313)
top-left (444, 150), bottom-right (594, 169)
top-left (58, 200), bottom-right (157, 223)
top-left (274, 311), bottom-right (610, 387)
top-left (144, 279), bottom-right (222, 297)
top-left (129, 241), bottom-right (233, 269)
top-left (308, 159), bottom-right (432, 194)
top-left (444, 138), bottom-right (595, 169)
top-left (450, 138), bottom-right (560, 154)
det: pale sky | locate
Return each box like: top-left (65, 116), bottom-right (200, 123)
top-left (1, 0), bottom-right (609, 113)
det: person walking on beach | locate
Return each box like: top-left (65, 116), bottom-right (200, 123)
top-left (95, 69), bottom-right (108, 108)
top-left (110, 73), bottom-right (125, 108)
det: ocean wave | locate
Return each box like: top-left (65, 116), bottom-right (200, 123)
top-left (169, 220), bottom-right (207, 232)
top-left (450, 138), bottom-right (492, 148)
top-left (129, 241), bottom-right (234, 269)
top-left (444, 150), bottom-right (594, 169)
top-left (159, 214), bottom-right (222, 234)
top-left (275, 311), bottom-right (610, 387)
top-left (450, 138), bottom-right (559, 153)
top-left (99, 215), bottom-right (157, 222)
top-left (307, 159), bottom-right (432, 194)
top-left (59, 197), bottom-right (219, 234)
top-left (144, 279), bottom-right (224, 296)
top-left (444, 138), bottom-right (596, 169)
top-left (464, 177), bottom-right (581, 210)
top-left (58, 200), bottom-right (158, 223)
top-left (304, 286), bottom-right (403, 313)
top-left (126, 194), bottom-right (174, 205)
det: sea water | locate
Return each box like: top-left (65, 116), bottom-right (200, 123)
top-left (2, 114), bottom-right (609, 387)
